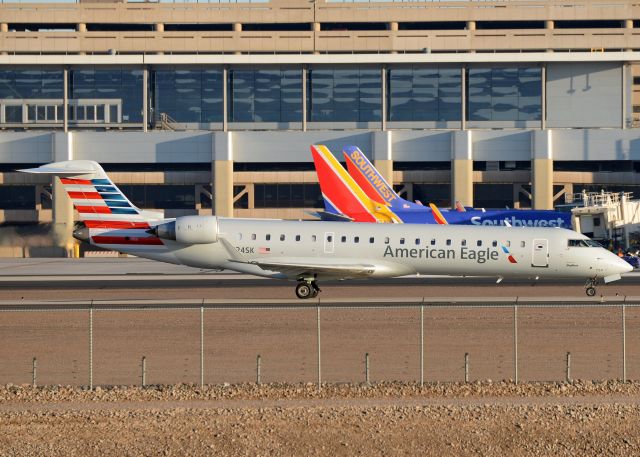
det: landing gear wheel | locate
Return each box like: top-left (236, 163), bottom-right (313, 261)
top-left (295, 282), bottom-right (313, 299)
top-left (586, 286), bottom-right (596, 297)
top-left (310, 288), bottom-right (319, 298)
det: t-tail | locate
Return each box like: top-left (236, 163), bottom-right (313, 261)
top-left (311, 145), bottom-right (401, 223)
top-left (18, 160), bottom-right (166, 250)
top-left (342, 146), bottom-right (422, 211)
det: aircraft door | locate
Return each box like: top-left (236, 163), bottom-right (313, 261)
top-left (532, 239), bottom-right (549, 267)
top-left (324, 232), bottom-right (334, 254)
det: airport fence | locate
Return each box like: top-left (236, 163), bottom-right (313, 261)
top-left (0, 298), bottom-right (639, 388)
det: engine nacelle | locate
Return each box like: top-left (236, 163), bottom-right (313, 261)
top-left (155, 216), bottom-right (219, 245)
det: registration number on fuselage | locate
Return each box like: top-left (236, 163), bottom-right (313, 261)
top-left (235, 246), bottom-right (255, 254)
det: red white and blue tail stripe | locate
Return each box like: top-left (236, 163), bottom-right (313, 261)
top-left (19, 160), bottom-right (165, 250)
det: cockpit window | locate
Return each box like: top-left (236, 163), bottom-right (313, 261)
top-left (568, 239), bottom-right (601, 247)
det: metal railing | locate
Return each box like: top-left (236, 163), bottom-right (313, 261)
top-left (0, 297), bottom-right (637, 388)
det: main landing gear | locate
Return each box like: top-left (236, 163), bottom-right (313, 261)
top-left (295, 279), bottom-right (321, 299)
top-left (585, 277), bottom-right (597, 297)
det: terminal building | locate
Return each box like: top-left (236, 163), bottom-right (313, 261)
top-left (2, 0), bottom-right (640, 250)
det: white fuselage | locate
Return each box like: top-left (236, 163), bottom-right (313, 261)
top-left (94, 218), bottom-right (631, 282)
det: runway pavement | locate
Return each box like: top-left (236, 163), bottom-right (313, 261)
top-left (0, 258), bottom-right (639, 386)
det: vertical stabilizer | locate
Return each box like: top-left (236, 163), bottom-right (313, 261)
top-left (311, 145), bottom-right (401, 223)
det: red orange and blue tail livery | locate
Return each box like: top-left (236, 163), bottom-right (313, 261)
top-left (310, 145), bottom-right (401, 224)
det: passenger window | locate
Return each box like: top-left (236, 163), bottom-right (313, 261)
top-left (251, 233), bottom-right (256, 241)
top-left (295, 235), bottom-right (301, 242)
top-left (384, 237), bottom-right (390, 244)
top-left (477, 240), bottom-right (482, 247)
top-left (327, 235), bottom-right (333, 242)
top-left (280, 234), bottom-right (285, 241)
top-left (505, 241), bottom-right (511, 247)
top-left (369, 237), bottom-right (375, 244)
top-left (400, 238), bottom-right (405, 245)
top-left (461, 239), bottom-right (466, 247)
top-left (341, 236), bottom-right (347, 243)
top-left (415, 238), bottom-right (420, 245)
top-left (354, 236), bottom-right (359, 243)
top-left (492, 241), bottom-right (497, 247)
top-left (430, 239), bottom-right (436, 246)
top-left (312, 235), bottom-right (317, 242)
top-left (521, 241), bottom-right (525, 248)
top-left (266, 234), bottom-right (271, 241)
top-left (446, 239), bottom-right (451, 246)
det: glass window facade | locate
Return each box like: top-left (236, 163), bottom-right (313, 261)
top-left (0, 69), bottom-right (64, 123)
top-left (308, 67), bottom-right (381, 122)
top-left (153, 68), bottom-right (223, 123)
top-left (388, 66), bottom-right (461, 121)
top-left (119, 185), bottom-right (195, 209)
top-left (254, 184), bottom-right (322, 208)
top-left (69, 68), bottom-right (143, 123)
top-left (228, 68), bottom-right (302, 122)
top-left (468, 67), bottom-right (541, 121)
top-left (0, 186), bottom-right (35, 209)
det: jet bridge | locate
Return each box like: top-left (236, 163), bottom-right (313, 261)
top-left (567, 191), bottom-right (640, 249)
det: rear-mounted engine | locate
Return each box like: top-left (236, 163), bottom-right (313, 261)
top-left (152, 216), bottom-right (219, 244)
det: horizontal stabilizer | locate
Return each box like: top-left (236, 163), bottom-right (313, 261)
top-left (18, 161), bottom-right (101, 177)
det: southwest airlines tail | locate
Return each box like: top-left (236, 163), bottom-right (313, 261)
top-left (19, 160), bottom-right (166, 250)
top-left (311, 145), bottom-right (401, 223)
top-left (342, 146), bottom-right (422, 211)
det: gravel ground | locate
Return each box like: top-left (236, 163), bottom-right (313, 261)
top-left (1, 381), bottom-right (640, 456)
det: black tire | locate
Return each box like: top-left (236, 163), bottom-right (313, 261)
top-left (586, 287), bottom-right (596, 297)
top-left (310, 288), bottom-right (319, 298)
top-left (296, 283), bottom-right (313, 299)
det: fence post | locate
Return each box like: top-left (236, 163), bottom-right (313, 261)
top-left (316, 305), bottom-right (321, 391)
top-left (32, 357), bottom-right (37, 388)
top-left (89, 302), bottom-right (93, 390)
top-left (464, 352), bottom-right (469, 383)
top-left (141, 356), bottom-right (146, 387)
top-left (513, 304), bottom-right (518, 385)
top-left (420, 300), bottom-right (424, 387)
top-left (200, 304), bottom-right (204, 388)
top-left (566, 352), bottom-right (571, 382)
top-left (622, 304), bottom-right (627, 383)
top-left (256, 354), bottom-right (261, 385)
top-left (365, 353), bottom-right (370, 385)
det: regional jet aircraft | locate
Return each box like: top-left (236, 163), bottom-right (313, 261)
top-left (20, 160), bottom-right (631, 299)
top-left (315, 145), bottom-right (571, 228)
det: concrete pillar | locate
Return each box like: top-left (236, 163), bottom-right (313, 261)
top-left (302, 66), bottom-right (307, 131)
top-left (0, 23), bottom-right (7, 55)
top-left (213, 132), bottom-right (234, 217)
top-left (466, 21), bottom-right (476, 31)
top-left (451, 130), bottom-right (473, 208)
top-left (372, 131), bottom-right (393, 186)
top-left (143, 67), bottom-right (148, 132)
top-left (77, 23), bottom-right (87, 32)
top-left (532, 130), bottom-right (554, 210)
top-left (389, 22), bottom-right (398, 32)
top-left (312, 23), bottom-right (321, 55)
top-left (545, 20), bottom-right (554, 29)
top-left (233, 23), bottom-right (242, 55)
top-left (155, 23), bottom-right (164, 32)
top-left (63, 68), bottom-right (68, 132)
top-left (52, 132), bottom-right (74, 253)
top-left (624, 19), bottom-right (633, 29)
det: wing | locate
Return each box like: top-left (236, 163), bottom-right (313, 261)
top-left (218, 237), bottom-right (375, 279)
top-left (235, 259), bottom-right (376, 279)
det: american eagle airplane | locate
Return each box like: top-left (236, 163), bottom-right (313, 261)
top-left (315, 145), bottom-right (571, 228)
top-left (21, 158), bottom-right (630, 299)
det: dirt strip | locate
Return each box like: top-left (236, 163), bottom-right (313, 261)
top-left (1, 382), bottom-right (640, 457)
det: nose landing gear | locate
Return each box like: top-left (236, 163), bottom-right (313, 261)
top-left (295, 279), bottom-right (321, 299)
top-left (585, 277), bottom-right (597, 297)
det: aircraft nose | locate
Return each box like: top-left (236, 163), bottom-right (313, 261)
top-left (617, 256), bottom-right (634, 274)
